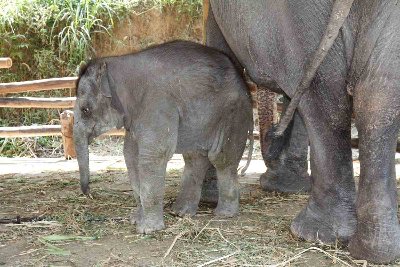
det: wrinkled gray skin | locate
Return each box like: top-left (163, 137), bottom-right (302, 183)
top-left (201, 102), bottom-right (310, 201)
top-left (202, 15), bottom-right (311, 198)
top-left (73, 41), bottom-right (253, 234)
top-left (204, 0), bottom-right (400, 263)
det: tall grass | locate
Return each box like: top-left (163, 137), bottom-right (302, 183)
top-left (0, 0), bottom-right (130, 81)
top-left (50, 0), bottom-right (131, 69)
top-left (0, 0), bottom-right (131, 157)
top-left (159, 0), bottom-right (202, 19)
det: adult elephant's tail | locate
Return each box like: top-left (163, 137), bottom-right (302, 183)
top-left (270, 0), bottom-right (354, 142)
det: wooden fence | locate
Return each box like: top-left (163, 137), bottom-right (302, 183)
top-left (1, 57), bottom-right (399, 159)
top-left (0, 62), bottom-right (125, 158)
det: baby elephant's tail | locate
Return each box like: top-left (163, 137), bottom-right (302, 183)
top-left (239, 122), bottom-right (254, 176)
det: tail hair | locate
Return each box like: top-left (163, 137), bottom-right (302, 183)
top-left (239, 121), bottom-right (254, 176)
top-left (263, 120), bottom-right (293, 161)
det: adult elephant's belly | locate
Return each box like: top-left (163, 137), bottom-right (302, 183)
top-left (211, 0), bottom-right (312, 96)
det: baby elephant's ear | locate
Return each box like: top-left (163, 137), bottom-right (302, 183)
top-left (98, 62), bottom-right (125, 115)
top-left (99, 62), bottom-right (112, 98)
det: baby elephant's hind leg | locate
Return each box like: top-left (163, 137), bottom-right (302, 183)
top-left (214, 164), bottom-right (240, 217)
top-left (210, 130), bottom-right (247, 217)
top-left (173, 153), bottom-right (211, 216)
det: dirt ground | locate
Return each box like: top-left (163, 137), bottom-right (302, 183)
top-left (1, 152), bottom-right (400, 267)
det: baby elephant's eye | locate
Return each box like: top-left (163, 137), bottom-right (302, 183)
top-left (81, 107), bottom-right (90, 115)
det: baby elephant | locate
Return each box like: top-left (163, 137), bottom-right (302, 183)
top-left (74, 41), bottom-right (253, 234)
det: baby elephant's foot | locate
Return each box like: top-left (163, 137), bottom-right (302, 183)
top-left (136, 218), bottom-right (165, 234)
top-left (214, 201), bottom-right (239, 217)
top-left (130, 207), bottom-right (143, 225)
top-left (172, 200), bottom-right (198, 217)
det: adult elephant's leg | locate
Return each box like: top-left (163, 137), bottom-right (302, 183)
top-left (348, 87), bottom-right (400, 263)
top-left (259, 93), bottom-right (311, 193)
top-left (200, 3), bottom-right (242, 203)
top-left (290, 82), bottom-right (356, 243)
top-left (348, 71), bottom-right (400, 263)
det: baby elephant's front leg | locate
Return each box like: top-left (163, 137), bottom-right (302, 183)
top-left (133, 108), bottom-right (178, 234)
top-left (136, 154), bottom-right (168, 234)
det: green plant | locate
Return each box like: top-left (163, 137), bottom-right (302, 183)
top-left (159, 0), bottom-right (202, 19)
top-left (0, 0), bottom-right (131, 80)
top-left (49, 0), bottom-right (130, 68)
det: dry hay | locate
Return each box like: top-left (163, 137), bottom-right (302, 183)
top-left (1, 170), bottom-right (399, 266)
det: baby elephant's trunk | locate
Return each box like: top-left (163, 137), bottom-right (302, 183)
top-left (73, 125), bottom-right (91, 195)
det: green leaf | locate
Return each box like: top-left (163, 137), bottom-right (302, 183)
top-left (39, 239), bottom-right (71, 256)
top-left (42, 234), bottom-right (97, 242)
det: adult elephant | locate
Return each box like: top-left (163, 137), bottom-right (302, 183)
top-left (204, 0), bottom-right (400, 263)
top-left (202, 10), bottom-right (312, 196)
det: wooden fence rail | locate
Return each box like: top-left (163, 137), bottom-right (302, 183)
top-left (0, 58), bottom-right (12, 69)
top-left (0, 97), bottom-right (75, 109)
top-left (0, 125), bottom-right (62, 138)
top-left (0, 77), bottom-right (77, 94)
top-left (0, 125), bottom-right (125, 138)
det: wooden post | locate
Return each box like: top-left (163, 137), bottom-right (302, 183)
top-left (0, 58), bottom-right (12, 69)
top-left (60, 110), bottom-right (76, 159)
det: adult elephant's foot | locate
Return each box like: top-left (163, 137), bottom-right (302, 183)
top-left (260, 168), bottom-right (311, 193)
top-left (348, 216), bottom-right (400, 264)
top-left (290, 197), bottom-right (356, 244)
